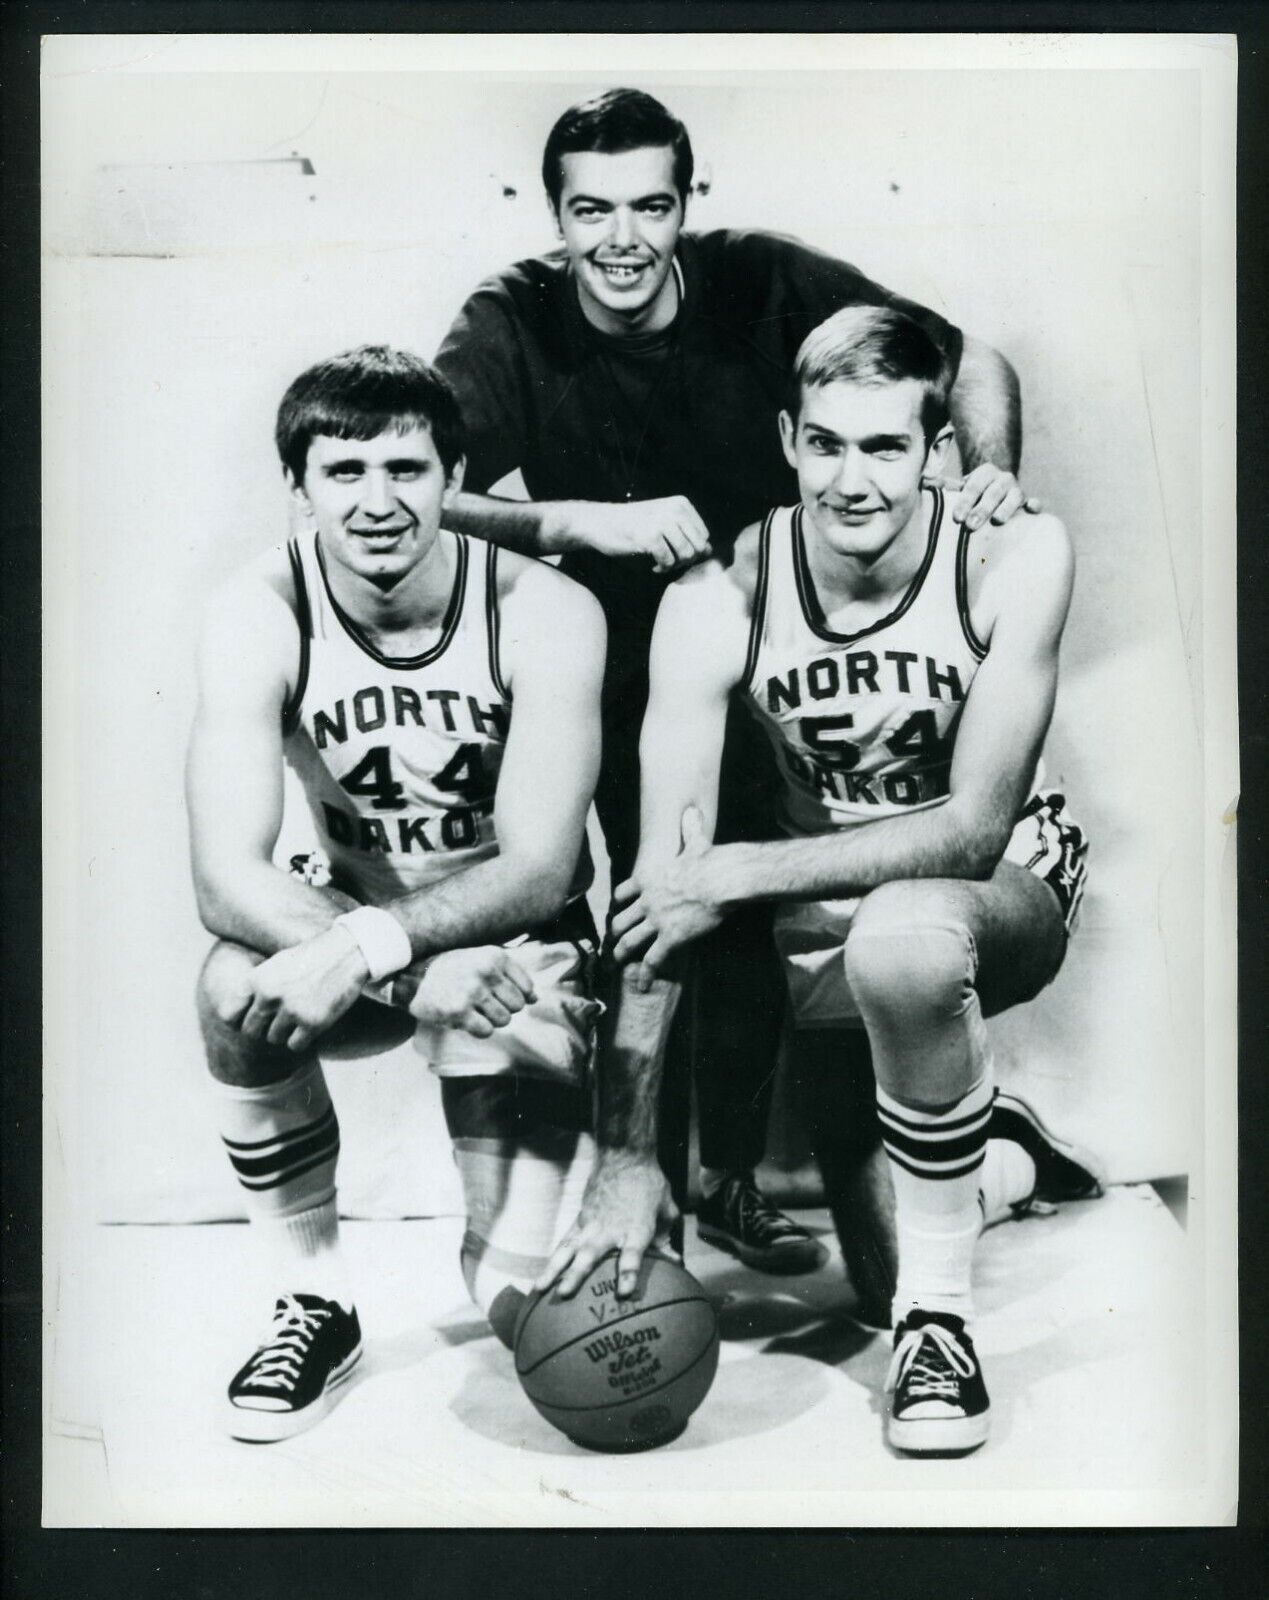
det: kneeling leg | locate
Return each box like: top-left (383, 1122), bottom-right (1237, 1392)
top-left (200, 938), bottom-right (395, 1309)
top-left (844, 883), bottom-right (994, 1327)
top-left (442, 1076), bottom-right (593, 1347)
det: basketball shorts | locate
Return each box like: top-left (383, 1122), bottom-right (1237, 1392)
top-left (288, 852), bottom-right (602, 1088)
top-left (772, 789), bottom-right (1088, 1029)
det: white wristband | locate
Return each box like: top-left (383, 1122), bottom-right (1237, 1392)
top-left (334, 906), bottom-right (413, 982)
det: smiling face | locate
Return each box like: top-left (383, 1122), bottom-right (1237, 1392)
top-left (554, 145), bottom-right (685, 336)
top-left (289, 425), bottom-right (463, 591)
top-left (780, 377), bottom-right (951, 565)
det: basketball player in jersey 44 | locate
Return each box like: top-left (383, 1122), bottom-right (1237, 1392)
top-left (608, 306), bottom-right (1098, 1455)
top-left (186, 347), bottom-right (661, 1444)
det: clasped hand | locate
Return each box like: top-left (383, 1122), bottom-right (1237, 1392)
top-left (407, 946), bottom-right (537, 1037)
top-left (239, 925), bottom-right (369, 1053)
top-left (611, 806), bottom-right (725, 977)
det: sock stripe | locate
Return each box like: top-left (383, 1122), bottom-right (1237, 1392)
top-left (225, 1113), bottom-right (340, 1186)
top-left (224, 1123), bottom-right (339, 1185)
top-left (876, 1100), bottom-right (993, 1138)
top-left (461, 1229), bottom-right (549, 1280)
top-left (884, 1146), bottom-right (987, 1182)
top-left (232, 1142), bottom-right (341, 1194)
top-left (221, 1102), bottom-right (337, 1156)
top-left (879, 1123), bottom-right (991, 1167)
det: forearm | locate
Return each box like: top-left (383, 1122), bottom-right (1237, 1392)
top-left (444, 490), bottom-right (590, 560)
top-left (194, 860), bottom-right (350, 954)
top-left (388, 848), bottom-right (572, 961)
top-left (710, 796), bottom-right (1012, 909)
top-left (594, 963), bottom-right (683, 1157)
top-left (948, 338), bottom-right (1022, 473)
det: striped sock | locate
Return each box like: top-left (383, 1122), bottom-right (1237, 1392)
top-left (213, 1061), bottom-right (350, 1308)
top-left (453, 1127), bottom-right (594, 1345)
top-left (877, 1072), bottom-right (993, 1325)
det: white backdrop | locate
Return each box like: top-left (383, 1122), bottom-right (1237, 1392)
top-left (43, 49), bottom-right (1217, 1229)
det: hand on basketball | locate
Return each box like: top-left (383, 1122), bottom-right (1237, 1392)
top-left (583, 496), bottom-right (712, 575)
top-left (938, 464), bottom-right (1042, 530)
top-left (408, 946), bottom-right (537, 1038)
top-left (612, 806), bottom-right (725, 972)
top-left (537, 1150), bottom-right (681, 1300)
top-left (240, 926), bottom-right (370, 1053)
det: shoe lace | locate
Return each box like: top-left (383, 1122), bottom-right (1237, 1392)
top-left (731, 1177), bottom-right (803, 1245)
top-left (885, 1321), bottom-right (976, 1402)
top-left (242, 1298), bottom-right (331, 1393)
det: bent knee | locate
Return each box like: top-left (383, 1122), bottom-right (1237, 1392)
top-left (844, 884), bottom-right (977, 1025)
top-left (196, 940), bottom-right (264, 1030)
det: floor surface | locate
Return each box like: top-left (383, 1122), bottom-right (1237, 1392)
top-left (45, 1186), bottom-right (1205, 1526)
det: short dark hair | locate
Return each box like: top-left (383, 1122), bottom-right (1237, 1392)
top-left (275, 345), bottom-right (465, 485)
top-left (791, 306), bottom-right (954, 444)
top-left (541, 88), bottom-right (694, 210)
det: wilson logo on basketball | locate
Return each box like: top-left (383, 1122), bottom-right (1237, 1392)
top-left (582, 1325), bottom-right (663, 1364)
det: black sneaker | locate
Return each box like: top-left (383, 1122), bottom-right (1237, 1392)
top-left (991, 1091), bottom-right (1105, 1214)
top-left (226, 1293), bottom-right (362, 1443)
top-left (886, 1310), bottom-right (990, 1455)
top-left (696, 1173), bottom-right (828, 1275)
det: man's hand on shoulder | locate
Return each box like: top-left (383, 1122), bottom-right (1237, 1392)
top-left (568, 495), bottom-right (712, 575)
top-left (935, 463), bottom-right (1043, 531)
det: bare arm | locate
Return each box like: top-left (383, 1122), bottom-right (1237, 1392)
top-left (941, 335), bottom-right (1050, 530)
top-left (949, 334), bottom-right (1022, 476)
top-left (187, 572), bottom-right (345, 953)
top-left (539, 553), bottom-right (752, 1297)
top-left (445, 489), bottom-right (713, 576)
top-left (614, 516), bottom-right (1074, 967)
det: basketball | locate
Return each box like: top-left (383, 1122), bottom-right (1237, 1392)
top-left (514, 1251), bottom-right (720, 1451)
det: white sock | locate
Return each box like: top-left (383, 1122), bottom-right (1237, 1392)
top-left (978, 1137), bottom-right (1038, 1229)
top-left (453, 1130), bottom-right (594, 1330)
top-left (212, 1065), bottom-right (351, 1311)
top-left (877, 1071), bottom-right (993, 1326)
top-left (253, 1196), bottom-right (352, 1311)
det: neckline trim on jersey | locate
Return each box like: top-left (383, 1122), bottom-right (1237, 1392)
top-left (790, 486), bottom-right (943, 648)
top-left (314, 531), bottom-right (469, 670)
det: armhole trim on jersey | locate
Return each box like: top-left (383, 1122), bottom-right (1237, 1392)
top-left (281, 537), bottom-right (312, 735)
top-left (315, 532), bottom-right (469, 669)
top-left (791, 487), bottom-right (941, 646)
top-left (485, 541), bottom-right (511, 701)
top-left (955, 517), bottom-right (990, 660)
top-left (740, 508), bottom-right (775, 693)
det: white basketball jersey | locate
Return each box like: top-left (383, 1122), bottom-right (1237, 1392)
top-left (282, 529), bottom-right (514, 905)
top-left (741, 489), bottom-right (988, 836)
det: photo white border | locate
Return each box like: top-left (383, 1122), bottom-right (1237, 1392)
top-left (40, 28), bottom-right (1239, 1527)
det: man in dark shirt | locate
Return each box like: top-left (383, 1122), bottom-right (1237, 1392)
top-left (435, 89), bottom-right (1036, 1284)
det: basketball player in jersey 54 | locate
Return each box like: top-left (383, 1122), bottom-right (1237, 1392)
top-left (607, 306), bottom-right (1098, 1455)
top-left (185, 347), bottom-right (643, 1442)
